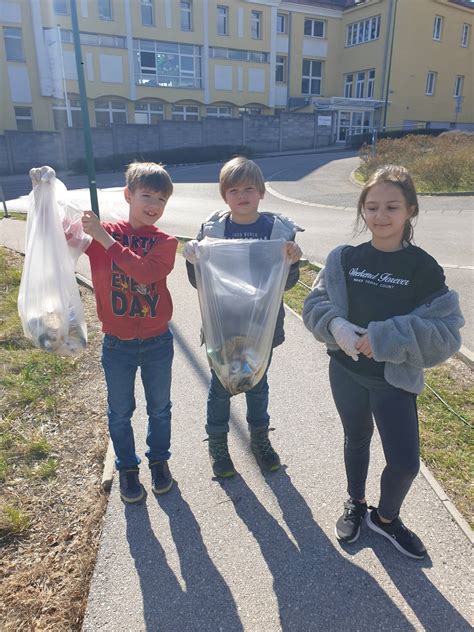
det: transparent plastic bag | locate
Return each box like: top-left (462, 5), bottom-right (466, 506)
top-left (18, 177), bottom-right (88, 356)
top-left (194, 238), bottom-right (291, 395)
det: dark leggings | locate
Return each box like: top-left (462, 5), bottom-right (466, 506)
top-left (329, 358), bottom-right (420, 521)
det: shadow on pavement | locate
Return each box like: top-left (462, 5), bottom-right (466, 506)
top-left (125, 485), bottom-right (243, 632)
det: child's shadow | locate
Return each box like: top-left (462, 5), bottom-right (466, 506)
top-left (217, 469), bottom-right (464, 631)
top-left (125, 485), bottom-right (243, 632)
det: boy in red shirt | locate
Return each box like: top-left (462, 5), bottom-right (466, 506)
top-left (31, 162), bottom-right (177, 504)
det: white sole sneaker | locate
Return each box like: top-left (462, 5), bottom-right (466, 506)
top-left (365, 511), bottom-right (426, 560)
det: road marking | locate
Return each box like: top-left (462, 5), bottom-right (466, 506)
top-left (442, 264), bottom-right (474, 270)
top-left (265, 181), bottom-right (356, 210)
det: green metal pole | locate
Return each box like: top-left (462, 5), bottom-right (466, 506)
top-left (70, 0), bottom-right (100, 217)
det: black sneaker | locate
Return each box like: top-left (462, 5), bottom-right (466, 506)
top-left (207, 433), bottom-right (236, 478)
top-left (119, 468), bottom-right (145, 504)
top-left (250, 428), bottom-right (281, 472)
top-left (335, 499), bottom-right (368, 543)
top-left (366, 508), bottom-right (427, 559)
top-left (150, 461), bottom-right (173, 495)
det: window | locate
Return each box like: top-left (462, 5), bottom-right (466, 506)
top-left (425, 71), bottom-right (436, 96)
top-left (251, 11), bottom-right (262, 39)
top-left (461, 23), bottom-right (470, 47)
top-left (15, 106), bottom-right (33, 131)
top-left (141, 0), bottom-right (154, 26)
top-left (172, 104), bottom-right (199, 121)
top-left (57, 29), bottom-right (126, 48)
top-left (239, 105), bottom-right (262, 116)
top-left (209, 47), bottom-right (268, 63)
top-left (134, 101), bottom-right (164, 123)
top-left (454, 75), bottom-right (464, 97)
top-left (217, 6), bottom-right (228, 35)
top-left (433, 15), bottom-right (443, 41)
top-left (344, 73), bottom-right (353, 98)
top-left (52, 96), bottom-right (83, 129)
top-left (346, 16), bottom-right (380, 47)
top-left (301, 59), bottom-right (322, 96)
top-left (4, 27), bottom-right (25, 62)
top-left (53, 0), bottom-right (69, 15)
top-left (275, 56), bottom-right (287, 83)
top-left (95, 99), bottom-right (127, 126)
top-left (367, 69), bottom-right (375, 98)
top-left (355, 71), bottom-right (365, 98)
top-left (304, 19), bottom-right (325, 38)
top-left (98, 0), bottom-right (112, 20)
top-left (180, 1), bottom-right (192, 31)
top-left (206, 106), bottom-right (232, 117)
top-left (277, 14), bottom-right (286, 34)
top-left (134, 39), bottom-right (202, 88)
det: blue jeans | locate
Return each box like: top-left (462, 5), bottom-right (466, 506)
top-left (206, 354), bottom-right (272, 435)
top-left (101, 330), bottom-right (174, 470)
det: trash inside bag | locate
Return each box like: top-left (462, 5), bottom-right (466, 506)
top-left (194, 238), bottom-right (290, 395)
top-left (18, 175), bottom-right (88, 356)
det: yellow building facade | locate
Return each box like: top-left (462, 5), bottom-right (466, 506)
top-left (0, 0), bottom-right (472, 138)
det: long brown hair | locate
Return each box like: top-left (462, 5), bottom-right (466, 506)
top-left (355, 165), bottom-right (419, 243)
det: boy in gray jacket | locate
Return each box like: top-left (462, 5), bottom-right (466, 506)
top-left (184, 156), bottom-right (303, 478)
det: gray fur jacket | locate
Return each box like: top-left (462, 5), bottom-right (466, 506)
top-left (302, 245), bottom-right (464, 394)
top-left (186, 210), bottom-right (304, 347)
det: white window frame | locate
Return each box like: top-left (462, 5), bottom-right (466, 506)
top-left (304, 18), bottom-right (325, 38)
top-left (217, 6), bottom-right (228, 36)
top-left (239, 105), bottom-right (262, 116)
top-left (134, 101), bottom-right (164, 123)
top-left (277, 13), bottom-right (286, 34)
top-left (206, 106), bottom-right (232, 118)
top-left (276, 55), bottom-right (287, 84)
top-left (346, 15), bottom-right (380, 47)
top-left (14, 106), bottom-right (33, 131)
top-left (425, 71), bottom-right (436, 96)
top-left (355, 71), bottom-right (365, 98)
top-left (367, 69), bottom-right (375, 99)
top-left (141, 0), bottom-right (154, 27)
top-left (301, 59), bottom-right (322, 96)
top-left (180, 1), bottom-right (193, 32)
top-left (52, 96), bottom-right (82, 129)
top-left (171, 104), bottom-right (199, 121)
top-left (344, 73), bottom-right (353, 98)
top-left (4, 27), bottom-right (25, 62)
top-left (433, 15), bottom-right (443, 41)
top-left (95, 99), bottom-right (128, 127)
top-left (461, 23), bottom-right (470, 47)
top-left (453, 75), bottom-right (464, 97)
top-left (251, 10), bottom-right (262, 39)
top-left (98, 0), bottom-right (113, 21)
top-left (53, 0), bottom-right (69, 15)
top-left (134, 39), bottom-right (202, 89)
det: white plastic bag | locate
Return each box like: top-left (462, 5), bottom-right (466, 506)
top-left (194, 238), bottom-right (291, 395)
top-left (18, 176), bottom-right (88, 356)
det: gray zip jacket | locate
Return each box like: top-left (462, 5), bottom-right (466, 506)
top-left (186, 210), bottom-right (304, 347)
top-left (302, 245), bottom-right (464, 394)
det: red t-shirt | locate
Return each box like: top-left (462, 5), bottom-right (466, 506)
top-left (86, 220), bottom-right (178, 340)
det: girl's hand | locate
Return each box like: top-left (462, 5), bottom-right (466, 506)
top-left (82, 211), bottom-right (114, 249)
top-left (286, 241), bottom-right (302, 263)
top-left (356, 334), bottom-right (374, 359)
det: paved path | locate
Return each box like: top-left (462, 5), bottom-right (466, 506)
top-left (1, 218), bottom-right (472, 631)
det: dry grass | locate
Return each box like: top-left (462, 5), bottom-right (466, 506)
top-left (358, 133), bottom-right (474, 192)
top-left (0, 248), bottom-right (108, 631)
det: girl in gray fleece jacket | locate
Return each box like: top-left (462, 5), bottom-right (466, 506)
top-left (303, 165), bottom-right (464, 560)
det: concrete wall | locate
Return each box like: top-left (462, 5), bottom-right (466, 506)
top-left (0, 114), bottom-right (334, 175)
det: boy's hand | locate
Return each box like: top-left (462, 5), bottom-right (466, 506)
top-left (285, 241), bottom-right (302, 263)
top-left (82, 210), bottom-right (115, 250)
top-left (355, 333), bottom-right (374, 359)
top-left (29, 166), bottom-right (56, 186)
top-left (183, 239), bottom-right (199, 264)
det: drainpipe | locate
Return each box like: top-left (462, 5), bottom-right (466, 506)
top-left (382, 0), bottom-right (398, 130)
top-left (286, 12), bottom-right (292, 110)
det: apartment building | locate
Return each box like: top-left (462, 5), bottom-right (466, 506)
top-left (0, 0), bottom-right (472, 139)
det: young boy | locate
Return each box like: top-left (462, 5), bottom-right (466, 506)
top-left (30, 163), bottom-right (178, 504)
top-left (184, 156), bottom-right (302, 478)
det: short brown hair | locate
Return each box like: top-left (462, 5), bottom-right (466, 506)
top-left (125, 161), bottom-right (173, 197)
top-left (219, 156), bottom-right (265, 199)
top-left (355, 165), bottom-right (419, 243)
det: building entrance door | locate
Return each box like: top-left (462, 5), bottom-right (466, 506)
top-left (337, 110), bottom-right (373, 142)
